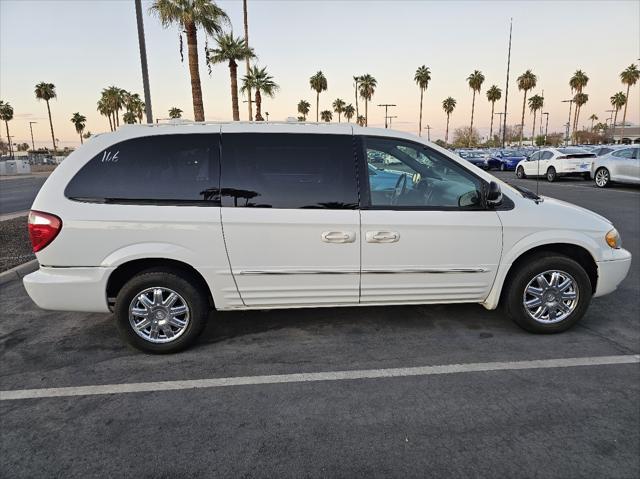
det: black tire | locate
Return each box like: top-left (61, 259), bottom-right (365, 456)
top-left (500, 163), bottom-right (506, 171)
top-left (114, 270), bottom-right (209, 353)
top-left (594, 167), bottom-right (610, 188)
top-left (504, 254), bottom-right (592, 334)
top-left (516, 166), bottom-right (526, 179)
top-left (546, 166), bottom-right (557, 182)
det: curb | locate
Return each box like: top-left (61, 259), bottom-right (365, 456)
top-left (0, 260), bottom-right (38, 286)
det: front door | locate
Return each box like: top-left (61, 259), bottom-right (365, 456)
top-left (359, 136), bottom-right (502, 304)
top-left (220, 126), bottom-right (360, 307)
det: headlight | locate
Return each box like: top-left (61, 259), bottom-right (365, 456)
top-left (605, 229), bottom-right (621, 249)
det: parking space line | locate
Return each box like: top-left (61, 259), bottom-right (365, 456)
top-left (1, 355), bottom-right (638, 401)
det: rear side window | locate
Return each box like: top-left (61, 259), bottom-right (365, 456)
top-left (611, 148), bottom-right (635, 159)
top-left (65, 134), bottom-right (220, 204)
top-left (220, 133), bottom-right (357, 209)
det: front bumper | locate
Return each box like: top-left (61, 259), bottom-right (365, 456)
top-left (23, 266), bottom-right (113, 313)
top-left (594, 249), bottom-right (632, 297)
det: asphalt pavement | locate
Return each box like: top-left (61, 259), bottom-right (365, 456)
top-left (1, 171), bottom-right (639, 478)
top-left (0, 175), bottom-right (48, 215)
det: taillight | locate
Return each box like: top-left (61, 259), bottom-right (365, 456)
top-left (28, 210), bottom-right (62, 252)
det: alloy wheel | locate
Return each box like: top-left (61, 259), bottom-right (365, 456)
top-left (128, 287), bottom-right (190, 343)
top-left (522, 270), bottom-right (579, 324)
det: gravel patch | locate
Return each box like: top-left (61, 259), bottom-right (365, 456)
top-left (0, 216), bottom-right (35, 272)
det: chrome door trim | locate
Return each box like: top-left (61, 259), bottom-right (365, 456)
top-left (237, 267), bottom-right (489, 275)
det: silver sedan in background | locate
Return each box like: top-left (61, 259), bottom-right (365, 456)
top-left (591, 145), bottom-right (640, 187)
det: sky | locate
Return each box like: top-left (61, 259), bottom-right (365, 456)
top-left (1, 0), bottom-right (639, 149)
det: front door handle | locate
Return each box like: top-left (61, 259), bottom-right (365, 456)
top-left (321, 231), bottom-right (356, 243)
top-left (366, 231), bottom-right (400, 243)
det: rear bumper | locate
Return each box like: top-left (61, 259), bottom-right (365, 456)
top-left (594, 249), bottom-right (632, 297)
top-left (23, 266), bottom-right (113, 313)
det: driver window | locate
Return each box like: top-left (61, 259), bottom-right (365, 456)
top-left (364, 137), bottom-right (483, 209)
top-left (529, 152), bottom-right (540, 161)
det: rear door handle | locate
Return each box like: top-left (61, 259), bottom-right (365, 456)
top-left (366, 231), bottom-right (400, 243)
top-left (321, 231), bottom-right (356, 243)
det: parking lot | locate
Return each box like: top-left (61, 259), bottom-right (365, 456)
top-left (1, 171), bottom-right (639, 478)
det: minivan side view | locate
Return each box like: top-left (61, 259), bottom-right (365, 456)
top-left (24, 122), bottom-right (632, 353)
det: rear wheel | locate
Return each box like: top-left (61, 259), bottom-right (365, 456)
top-left (516, 166), bottom-right (526, 179)
top-left (114, 270), bottom-right (209, 353)
top-left (504, 254), bottom-right (592, 333)
top-left (594, 167), bottom-right (610, 188)
top-left (500, 163), bottom-right (506, 171)
top-left (546, 167), bottom-right (557, 182)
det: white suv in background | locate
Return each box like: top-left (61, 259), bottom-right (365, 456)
top-left (24, 123), bottom-right (631, 353)
top-left (516, 148), bottom-right (596, 182)
top-left (591, 145), bottom-right (640, 188)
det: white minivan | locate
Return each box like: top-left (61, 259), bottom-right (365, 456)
top-left (24, 123), bottom-right (631, 353)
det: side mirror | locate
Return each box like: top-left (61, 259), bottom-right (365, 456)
top-left (486, 181), bottom-right (502, 207)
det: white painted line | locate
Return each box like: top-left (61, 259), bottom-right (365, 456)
top-left (1, 355), bottom-right (638, 401)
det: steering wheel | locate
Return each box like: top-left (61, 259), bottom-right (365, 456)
top-left (391, 173), bottom-right (408, 205)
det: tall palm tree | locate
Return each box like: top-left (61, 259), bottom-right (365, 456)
top-left (414, 65), bottom-right (431, 136)
top-left (588, 114), bottom-right (598, 131)
top-left (343, 104), bottom-right (355, 123)
top-left (309, 71), bottom-right (327, 122)
top-left (34, 82), bottom-right (57, 151)
top-left (125, 92), bottom-right (145, 123)
top-left (0, 101), bottom-right (14, 155)
top-left (102, 86), bottom-right (125, 127)
top-left (486, 85), bottom-right (502, 145)
top-left (70, 112), bottom-right (87, 144)
top-left (569, 70), bottom-right (589, 135)
top-left (320, 110), bottom-right (332, 122)
top-left (353, 76), bottom-right (361, 117)
top-left (466, 70), bottom-right (485, 145)
top-left (516, 70), bottom-right (537, 146)
top-left (242, 65), bottom-right (278, 121)
top-left (442, 97), bottom-right (456, 144)
top-left (151, 0), bottom-right (229, 122)
top-left (619, 64), bottom-right (639, 140)
top-left (528, 94), bottom-right (544, 145)
top-left (297, 100), bottom-right (310, 120)
top-left (97, 97), bottom-right (113, 131)
top-left (358, 74), bottom-right (377, 126)
top-left (572, 92), bottom-right (588, 137)
top-left (610, 92), bottom-right (627, 143)
top-left (332, 98), bottom-right (346, 122)
top-left (242, 0), bottom-right (252, 120)
top-left (208, 33), bottom-right (255, 121)
top-left (169, 107), bottom-right (183, 118)
top-left (356, 115), bottom-right (366, 127)
top-left (123, 111), bottom-right (137, 124)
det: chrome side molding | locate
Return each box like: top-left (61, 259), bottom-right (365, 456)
top-left (237, 268), bottom-right (489, 275)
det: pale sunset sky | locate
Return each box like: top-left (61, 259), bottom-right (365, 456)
top-left (1, 0), bottom-right (639, 149)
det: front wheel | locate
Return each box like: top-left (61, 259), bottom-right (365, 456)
top-left (500, 163), bottom-right (506, 171)
top-left (546, 167), bottom-right (557, 182)
top-left (516, 166), bottom-right (526, 179)
top-left (504, 254), bottom-right (592, 333)
top-left (594, 167), bottom-right (610, 188)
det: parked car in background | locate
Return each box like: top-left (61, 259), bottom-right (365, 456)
top-left (458, 150), bottom-right (489, 169)
top-left (591, 145), bottom-right (640, 188)
top-left (487, 149), bottom-right (528, 171)
top-left (516, 148), bottom-right (596, 182)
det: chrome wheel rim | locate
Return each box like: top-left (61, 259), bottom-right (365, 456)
top-left (595, 169), bottom-right (608, 187)
top-left (129, 287), bottom-right (190, 343)
top-left (522, 270), bottom-right (579, 324)
top-left (517, 167), bottom-right (524, 178)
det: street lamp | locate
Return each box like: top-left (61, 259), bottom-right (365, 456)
top-left (494, 112), bottom-right (504, 144)
top-left (29, 121), bottom-right (37, 152)
top-left (377, 104), bottom-right (396, 128)
top-left (423, 125), bottom-right (432, 141)
top-left (265, 112), bottom-right (269, 122)
top-left (562, 99), bottom-right (574, 146)
top-left (542, 112), bottom-right (549, 145)
top-left (386, 115), bottom-right (397, 128)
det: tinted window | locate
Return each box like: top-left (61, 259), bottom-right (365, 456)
top-left (65, 134), bottom-right (220, 203)
top-left (364, 136), bottom-right (483, 209)
top-left (529, 152), bottom-right (540, 161)
top-left (220, 133), bottom-right (357, 209)
top-left (612, 148), bottom-right (635, 159)
top-left (542, 151), bottom-right (554, 160)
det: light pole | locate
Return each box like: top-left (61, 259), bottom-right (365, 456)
top-left (502, 18), bottom-right (513, 148)
top-left (265, 112), bottom-right (269, 122)
top-left (562, 99), bottom-right (574, 146)
top-left (386, 115), bottom-right (397, 128)
top-left (7, 135), bottom-right (14, 158)
top-left (135, 0), bottom-right (153, 123)
top-left (29, 121), bottom-right (37, 152)
top-left (542, 112), bottom-right (549, 145)
top-left (424, 125), bottom-right (432, 141)
top-left (494, 112), bottom-right (504, 143)
top-left (378, 104), bottom-right (396, 128)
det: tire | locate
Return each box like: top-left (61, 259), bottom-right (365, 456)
top-left (504, 254), bottom-right (592, 334)
top-left (114, 270), bottom-right (209, 353)
top-left (594, 167), bottom-right (610, 188)
top-left (500, 163), bottom-right (506, 171)
top-left (546, 167), bottom-right (557, 182)
top-left (516, 166), bottom-right (526, 179)
top-left (582, 172), bottom-right (590, 180)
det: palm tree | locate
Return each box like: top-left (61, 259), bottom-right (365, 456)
top-left (0, 101), bottom-right (14, 155)
top-left (353, 76), bottom-right (361, 117)
top-left (343, 104), bottom-right (355, 123)
top-left (516, 70), bottom-right (537, 146)
top-left (208, 33), bottom-right (255, 121)
top-left (169, 107), bottom-right (183, 118)
top-left (466, 70), bottom-right (485, 145)
top-left (151, 0), bottom-right (229, 122)
top-left (124, 92), bottom-right (145, 123)
top-left (610, 92), bottom-right (627, 142)
top-left (34, 82), bottom-right (57, 151)
top-left (242, 65), bottom-right (278, 121)
top-left (320, 110), bottom-right (332, 122)
top-left (414, 65), bottom-right (431, 136)
top-left (442, 97), bottom-right (456, 144)
top-left (297, 100), bottom-right (311, 120)
top-left (70, 112), bottom-right (87, 144)
top-left (309, 71), bottom-right (328, 122)
top-left (123, 111), bottom-right (137, 124)
top-left (242, 0), bottom-right (252, 120)
top-left (97, 97), bottom-right (113, 131)
top-left (358, 74), bottom-right (377, 126)
top-left (486, 85), bottom-right (502, 145)
top-left (332, 98), bottom-right (346, 122)
top-left (356, 115), bottom-right (366, 127)
top-left (619, 64), bottom-right (639, 140)
top-left (102, 86), bottom-right (125, 127)
top-left (569, 70), bottom-right (589, 135)
top-left (572, 93), bottom-right (588, 137)
top-left (588, 114), bottom-right (598, 131)
top-left (528, 94), bottom-right (544, 145)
